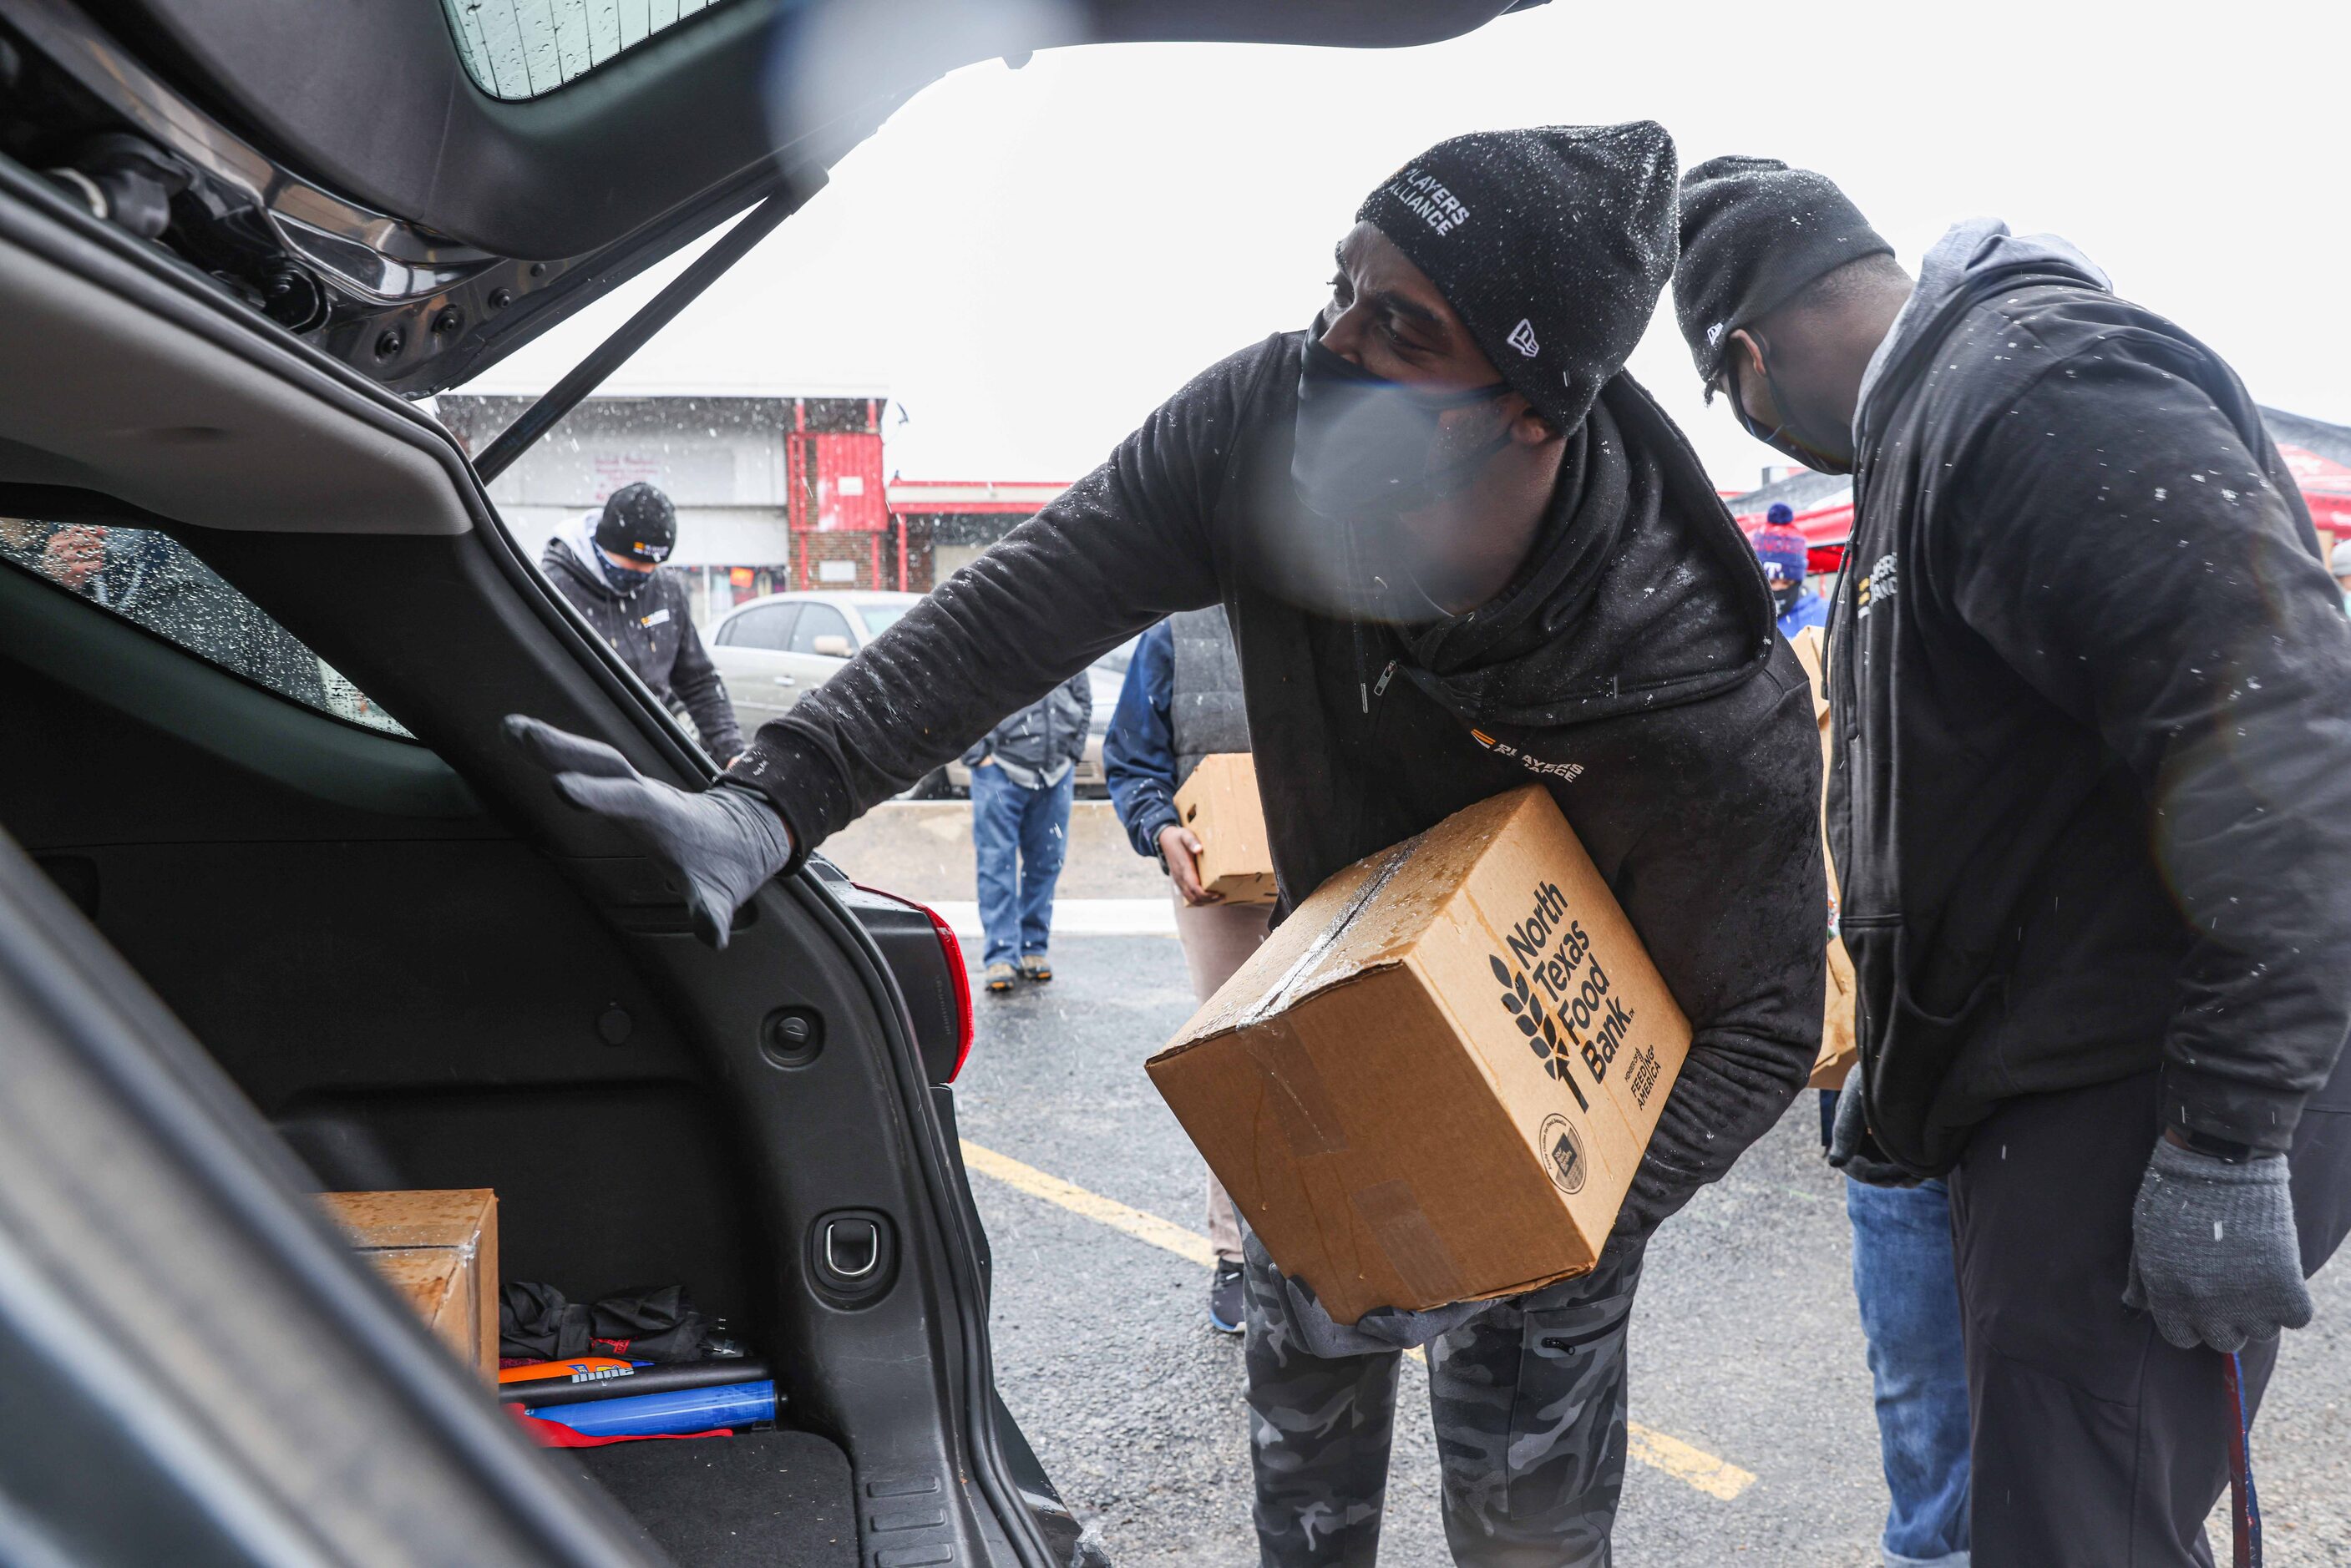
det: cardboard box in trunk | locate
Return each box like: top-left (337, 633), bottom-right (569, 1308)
top-left (1789, 628), bottom-right (1860, 1089)
top-left (1147, 786), bottom-right (1689, 1325)
top-left (1173, 753), bottom-right (1279, 905)
top-left (317, 1188), bottom-right (499, 1378)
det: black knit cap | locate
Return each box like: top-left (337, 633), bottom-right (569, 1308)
top-left (1355, 122), bottom-right (1679, 435)
top-left (595, 481), bottom-right (676, 564)
top-left (1673, 155), bottom-right (1893, 387)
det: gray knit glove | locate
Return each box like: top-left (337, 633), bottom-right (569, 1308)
top-left (505, 716), bottom-right (792, 950)
top-left (1826, 1075), bottom-right (1918, 1189)
top-left (2122, 1138), bottom-right (2312, 1353)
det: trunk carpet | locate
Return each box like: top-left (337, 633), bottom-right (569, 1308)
top-left (568, 1429), bottom-right (857, 1565)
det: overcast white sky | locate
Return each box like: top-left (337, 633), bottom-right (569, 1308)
top-left (473, 0), bottom-right (2351, 492)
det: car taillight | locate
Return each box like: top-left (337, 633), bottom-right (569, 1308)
top-left (920, 903), bottom-right (975, 1081)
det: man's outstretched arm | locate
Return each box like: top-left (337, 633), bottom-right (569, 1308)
top-left (505, 340), bottom-right (1274, 938)
top-left (732, 346), bottom-right (1267, 860)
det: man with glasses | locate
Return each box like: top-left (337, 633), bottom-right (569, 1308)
top-left (1675, 154), bottom-right (2351, 1565)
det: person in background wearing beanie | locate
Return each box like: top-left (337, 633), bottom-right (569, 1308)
top-left (1103, 609), bottom-right (1264, 1333)
top-left (540, 481), bottom-right (744, 765)
top-left (1676, 156), bottom-right (2351, 1565)
top-left (1753, 503), bottom-right (1829, 640)
top-left (506, 123), bottom-right (1826, 1565)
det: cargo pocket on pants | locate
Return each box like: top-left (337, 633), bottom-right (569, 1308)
top-left (1440, 1264), bottom-right (1639, 1550)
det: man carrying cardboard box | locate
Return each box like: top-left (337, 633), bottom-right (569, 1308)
top-left (1675, 156), bottom-right (2351, 1564)
top-left (507, 123), bottom-right (1827, 1565)
top-left (1105, 607), bottom-right (1269, 1332)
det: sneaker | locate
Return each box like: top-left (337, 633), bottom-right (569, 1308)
top-left (984, 961), bottom-right (1018, 994)
top-left (1019, 953), bottom-right (1053, 983)
top-left (1208, 1259), bottom-right (1244, 1335)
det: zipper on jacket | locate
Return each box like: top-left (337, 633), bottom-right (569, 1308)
top-left (1363, 656), bottom-right (1398, 743)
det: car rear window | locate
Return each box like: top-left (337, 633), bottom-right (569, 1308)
top-left (854, 602), bottom-right (909, 637)
top-left (719, 601), bottom-right (798, 650)
top-left (0, 521), bottom-right (413, 737)
top-left (440, 0), bottom-right (730, 101)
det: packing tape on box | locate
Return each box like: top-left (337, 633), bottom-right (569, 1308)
top-left (1350, 1179), bottom-right (1469, 1304)
top-left (1241, 843), bottom-right (1417, 1029)
top-left (1245, 1019), bottom-right (1350, 1157)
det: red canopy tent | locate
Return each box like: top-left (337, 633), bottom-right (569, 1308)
top-left (1724, 406), bottom-right (2351, 575)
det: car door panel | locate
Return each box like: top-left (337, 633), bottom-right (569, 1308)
top-left (784, 599), bottom-right (857, 708)
top-left (710, 601), bottom-right (800, 736)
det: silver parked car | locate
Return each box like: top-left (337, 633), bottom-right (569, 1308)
top-left (706, 589), bottom-right (920, 736)
top-left (710, 592), bottom-right (1131, 796)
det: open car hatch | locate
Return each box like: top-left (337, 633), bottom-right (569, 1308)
top-left (0, 0), bottom-right (1538, 400)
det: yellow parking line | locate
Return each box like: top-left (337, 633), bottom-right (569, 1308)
top-left (1623, 1425), bottom-right (1756, 1501)
top-left (960, 1139), bottom-right (1219, 1267)
top-left (958, 1139), bottom-right (1756, 1502)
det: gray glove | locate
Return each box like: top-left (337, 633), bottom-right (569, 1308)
top-left (2123, 1137), bottom-right (2311, 1353)
top-left (1827, 1074), bottom-right (1918, 1188)
top-left (504, 716), bottom-right (792, 950)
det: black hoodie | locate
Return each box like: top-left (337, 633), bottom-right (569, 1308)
top-left (737, 331), bottom-right (1826, 1239)
top-left (541, 526), bottom-right (743, 761)
top-left (1830, 222), bottom-right (2351, 1172)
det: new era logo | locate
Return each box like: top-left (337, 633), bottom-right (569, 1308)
top-left (1506, 319), bottom-right (1540, 358)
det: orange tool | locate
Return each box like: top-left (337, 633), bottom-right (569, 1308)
top-left (497, 1358), bottom-right (636, 1387)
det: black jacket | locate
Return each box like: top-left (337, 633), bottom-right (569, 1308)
top-left (961, 670), bottom-right (1091, 785)
top-left (737, 331), bottom-right (1827, 1239)
top-left (1829, 234), bottom-right (2351, 1172)
top-left (541, 534), bottom-right (743, 761)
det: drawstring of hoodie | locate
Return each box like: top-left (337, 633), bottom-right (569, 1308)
top-left (1338, 507), bottom-right (1376, 714)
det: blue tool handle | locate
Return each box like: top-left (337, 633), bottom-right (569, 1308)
top-left (525, 1379), bottom-right (776, 1438)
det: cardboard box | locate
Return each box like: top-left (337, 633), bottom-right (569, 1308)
top-left (1790, 628), bottom-right (1860, 1089)
top-left (1147, 786), bottom-right (1690, 1324)
top-left (318, 1189), bottom-right (499, 1378)
top-left (1173, 752), bottom-right (1279, 905)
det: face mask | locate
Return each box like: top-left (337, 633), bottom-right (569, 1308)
top-left (1291, 337), bottom-right (1512, 518)
top-left (599, 551), bottom-right (655, 596)
top-left (1730, 340), bottom-right (1855, 477)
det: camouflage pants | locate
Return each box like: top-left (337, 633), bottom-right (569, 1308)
top-left (1243, 1231), bottom-right (1644, 1567)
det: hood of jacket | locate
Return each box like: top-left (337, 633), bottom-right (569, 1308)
top-left (542, 511), bottom-right (641, 604)
top-left (1374, 369), bottom-right (1778, 731)
top-left (1856, 217), bottom-right (2111, 436)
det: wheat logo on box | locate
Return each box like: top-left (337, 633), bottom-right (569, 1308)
top-left (1492, 879), bottom-right (1644, 1103)
top-left (1492, 952), bottom-right (1585, 1108)
top-left (1538, 1113), bottom-right (1587, 1196)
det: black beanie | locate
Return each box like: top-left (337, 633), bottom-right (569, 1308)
top-left (1355, 122), bottom-right (1679, 435)
top-left (595, 481), bottom-right (676, 564)
top-left (1673, 155), bottom-right (1893, 387)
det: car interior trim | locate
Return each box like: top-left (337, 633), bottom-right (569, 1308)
top-left (0, 565), bottom-right (481, 819)
top-left (0, 225), bottom-right (474, 537)
top-left (0, 836), bottom-right (656, 1566)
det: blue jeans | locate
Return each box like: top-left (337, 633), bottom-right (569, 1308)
top-left (970, 765), bottom-right (1073, 968)
top-left (1848, 1176), bottom-right (1972, 1567)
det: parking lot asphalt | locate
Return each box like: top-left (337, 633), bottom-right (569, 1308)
top-left (949, 933), bottom-right (2351, 1567)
